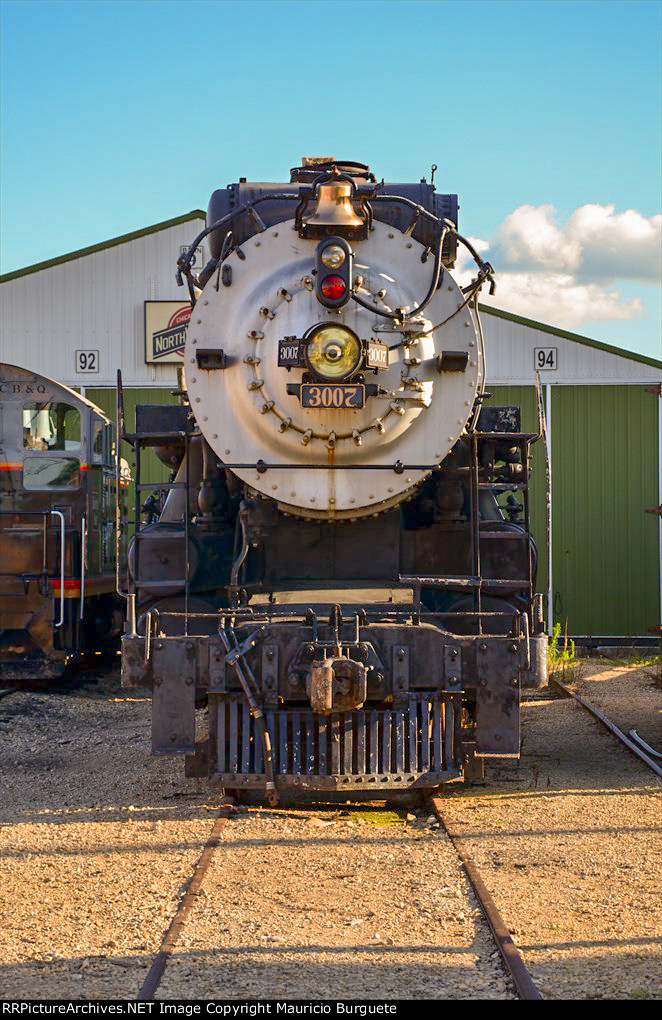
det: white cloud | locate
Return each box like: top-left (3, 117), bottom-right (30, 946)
top-left (493, 205), bottom-right (582, 273)
top-left (477, 272), bottom-right (644, 328)
top-left (452, 202), bottom-right (659, 329)
top-left (489, 203), bottom-right (661, 283)
top-left (566, 205), bottom-right (662, 283)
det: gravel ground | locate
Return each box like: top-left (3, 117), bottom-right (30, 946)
top-left (0, 668), bottom-right (218, 1000)
top-left (441, 658), bottom-right (661, 1000)
top-left (154, 806), bottom-right (514, 1000)
top-left (0, 657), bottom-right (659, 1000)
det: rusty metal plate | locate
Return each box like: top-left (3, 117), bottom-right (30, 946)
top-left (309, 661), bottom-right (333, 713)
top-left (152, 640), bottom-right (196, 754)
top-left (475, 639), bottom-right (520, 757)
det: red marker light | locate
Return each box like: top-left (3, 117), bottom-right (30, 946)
top-left (320, 274), bottom-right (347, 301)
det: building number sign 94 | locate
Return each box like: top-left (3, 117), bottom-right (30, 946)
top-left (534, 347), bottom-right (557, 370)
top-left (301, 384), bottom-right (365, 408)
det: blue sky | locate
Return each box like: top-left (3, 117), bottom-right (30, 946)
top-left (1, 0), bottom-right (660, 359)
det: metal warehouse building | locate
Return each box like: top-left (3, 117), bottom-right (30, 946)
top-left (1, 211), bottom-right (661, 639)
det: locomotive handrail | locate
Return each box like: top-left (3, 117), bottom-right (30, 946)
top-left (0, 510), bottom-right (65, 607)
top-left (79, 514), bottom-right (86, 621)
top-left (215, 462), bottom-right (446, 471)
top-left (115, 370), bottom-right (137, 635)
top-left (50, 510), bottom-right (65, 628)
top-left (177, 194), bottom-right (309, 285)
top-left (398, 575), bottom-right (531, 590)
top-left (521, 609), bottom-right (531, 672)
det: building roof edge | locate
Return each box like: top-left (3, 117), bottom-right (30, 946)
top-left (478, 303), bottom-right (662, 371)
top-left (0, 211), bottom-right (207, 283)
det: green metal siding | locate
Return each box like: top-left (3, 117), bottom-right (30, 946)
top-left (487, 384), bottom-right (660, 635)
top-left (85, 383), bottom-right (660, 637)
top-left (551, 385), bottom-right (659, 635)
top-left (483, 386), bottom-right (548, 596)
top-left (85, 387), bottom-right (180, 531)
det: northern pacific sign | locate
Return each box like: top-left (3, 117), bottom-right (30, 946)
top-left (144, 302), bottom-right (192, 363)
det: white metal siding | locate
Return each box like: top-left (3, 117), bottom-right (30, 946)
top-left (0, 219), bottom-right (205, 387)
top-left (481, 311), bottom-right (661, 385)
top-left (2, 218), bottom-right (660, 388)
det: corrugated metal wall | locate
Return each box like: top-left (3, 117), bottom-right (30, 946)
top-left (1, 218), bottom-right (204, 388)
top-left (86, 386), bottom-right (179, 530)
top-left (87, 382), bottom-right (660, 635)
top-left (480, 308), bottom-right (661, 385)
top-left (489, 384), bottom-right (660, 635)
top-left (551, 385), bottom-right (659, 635)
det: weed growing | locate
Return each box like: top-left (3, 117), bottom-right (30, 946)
top-left (548, 622), bottom-right (581, 684)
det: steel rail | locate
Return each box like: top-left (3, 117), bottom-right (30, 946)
top-left (428, 794), bottom-right (542, 1001)
top-left (549, 676), bottom-right (662, 778)
top-left (136, 811), bottom-right (229, 1000)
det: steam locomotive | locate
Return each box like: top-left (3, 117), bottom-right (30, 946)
top-left (0, 364), bottom-right (125, 680)
top-left (120, 158), bottom-right (546, 801)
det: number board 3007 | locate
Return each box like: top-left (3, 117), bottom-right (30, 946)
top-left (534, 347), bottom-right (558, 371)
top-left (301, 384), bottom-right (365, 409)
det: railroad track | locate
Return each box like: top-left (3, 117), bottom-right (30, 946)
top-left (135, 676), bottom-right (661, 1002)
top-left (138, 811), bottom-right (230, 1000)
top-left (549, 676), bottom-right (662, 778)
top-left (136, 801), bottom-right (542, 1002)
top-left (428, 794), bottom-right (541, 1001)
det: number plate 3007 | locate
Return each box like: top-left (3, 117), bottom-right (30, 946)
top-left (300, 384), bottom-right (365, 409)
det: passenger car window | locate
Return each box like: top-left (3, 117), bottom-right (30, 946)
top-left (92, 420), bottom-right (103, 463)
top-left (23, 402), bottom-right (81, 451)
top-left (23, 456), bottom-right (81, 490)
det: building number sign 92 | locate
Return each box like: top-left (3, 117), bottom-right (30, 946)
top-left (76, 350), bottom-right (99, 374)
top-left (534, 347), bottom-right (557, 371)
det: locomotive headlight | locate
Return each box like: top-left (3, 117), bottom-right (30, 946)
top-left (320, 244), bottom-right (346, 269)
top-left (306, 324), bottom-right (361, 380)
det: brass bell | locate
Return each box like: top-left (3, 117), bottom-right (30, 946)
top-left (300, 176), bottom-right (368, 239)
